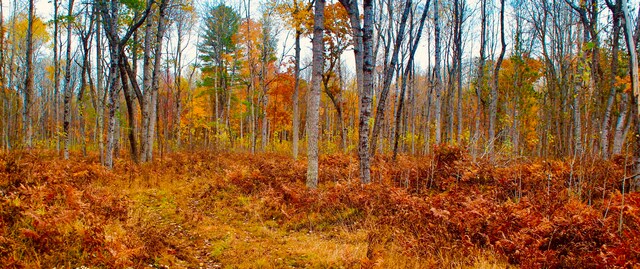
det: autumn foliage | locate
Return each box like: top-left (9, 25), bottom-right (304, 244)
top-left (1, 149), bottom-right (639, 267)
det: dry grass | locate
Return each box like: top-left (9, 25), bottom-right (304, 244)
top-left (2, 149), bottom-right (638, 268)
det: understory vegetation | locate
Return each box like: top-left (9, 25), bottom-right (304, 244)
top-left (1, 148), bottom-right (639, 268)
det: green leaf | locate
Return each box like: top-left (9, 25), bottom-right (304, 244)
top-left (584, 41), bottom-right (595, 51)
top-left (122, 0), bottom-right (145, 11)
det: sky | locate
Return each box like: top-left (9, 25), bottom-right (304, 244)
top-left (6, 0), bottom-right (640, 84)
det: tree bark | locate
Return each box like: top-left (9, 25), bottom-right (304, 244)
top-left (613, 93), bottom-right (630, 154)
top-left (78, 10), bottom-right (94, 157)
top-left (293, 27), bottom-right (301, 159)
top-left (96, 4), bottom-right (105, 165)
top-left (622, 0), bottom-right (640, 188)
top-left (104, 42), bottom-right (121, 169)
top-left (473, 0), bottom-right (487, 160)
top-left (358, 0), bottom-right (374, 183)
top-left (566, 0), bottom-right (599, 156)
top-left (605, 0), bottom-right (623, 156)
top-left (99, 0), bottom-right (153, 168)
top-left (307, 0), bottom-right (325, 188)
top-left (0, 0), bottom-right (6, 150)
top-left (62, 0), bottom-right (75, 160)
top-left (53, 0), bottom-right (61, 152)
top-left (433, 0), bottom-right (443, 145)
top-left (175, 12), bottom-right (185, 148)
top-left (338, 0), bottom-right (363, 95)
top-left (140, 9), bottom-right (154, 162)
top-left (145, 0), bottom-right (169, 162)
top-left (119, 59), bottom-right (139, 163)
top-left (454, 0), bottom-right (464, 144)
top-left (489, 0), bottom-right (506, 157)
top-left (23, 0), bottom-right (35, 149)
top-left (338, 0), bottom-right (372, 183)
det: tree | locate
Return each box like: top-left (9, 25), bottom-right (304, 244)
top-left (453, 0), bottom-right (465, 144)
top-left (319, 2), bottom-right (351, 152)
top-left (198, 3), bottom-right (240, 150)
top-left (393, 0), bottom-right (430, 160)
top-left (62, 0), bottom-right (75, 159)
top-left (258, 12), bottom-right (278, 151)
top-left (338, 0), bottom-right (374, 184)
top-left (621, 0), bottom-right (640, 187)
top-left (291, 0), bottom-right (305, 159)
top-left (489, 0), bottom-right (506, 157)
top-left (370, 0), bottom-right (412, 155)
top-left (0, 0), bottom-right (6, 150)
top-left (473, 0), bottom-right (487, 159)
top-left (53, 0), bottom-right (61, 151)
top-left (98, 0), bottom-right (153, 168)
top-left (565, 0), bottom-right (599, 156)
top-left (360, 0), bottom-right (374, 183)
top-left (173, 1), bottom-right (197, 148)
top-left (142, 0), bottom-right (170, 162)
top-left (605, 0), bottom-right (627, 156)
top-left (23, 0), bottom-right (35, 148)
top-left (95, 3), bottom-right (105, 164)
top-left (307, 0), bottom-right (325, 188)
top-left (74, 0), bottom-right (95, 157)
top-left (433, 0), bottom-right (442, 145)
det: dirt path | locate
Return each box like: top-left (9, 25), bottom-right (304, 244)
top-left (116, 174), bottom-right (368, 268)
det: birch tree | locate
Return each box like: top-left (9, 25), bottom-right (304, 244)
top-left (621, 0), bottom-right (640, 187)
top-left (23, 0), bottom-right (35, 148)
top-left (489, 0), bottom-right (506, 156)
top-left (370, 0), bottom-right (412, 155)
top-left (98, 0), bottom-right (153, 168)
top-left (307, 0), bottom-right (325, 188)
top-left (62, 0), bottom-right (75, 159)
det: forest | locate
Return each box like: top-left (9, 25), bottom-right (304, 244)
top-left (1, 0), bottom-right (640, 267)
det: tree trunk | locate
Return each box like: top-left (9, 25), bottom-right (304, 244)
top-left (78, 14), bottom-right (93, 157)
top-left (622, 0), bottom-right (640, 188)
top-left (104, 44), bottom-right (121, 169)
top-left (613, 93), bottom-right (630, 154)
top-left (292, 2), bottom-right (301, 159)
top-left (99, 0), bottom-right (153, 167)
top-left (96, 6), bottom-right (105, 165)
top-left (455, 0), bottom-right (464, 144)
top-left (370, 0), bottom-right (412, 155)
top-left (262, 93), bottom-right (268, 151)
top-left (0, 0), bottom-right (5, 150)
top-left (433, 0), bottom-right (443, 145)
top-left (473, 0), bottom-right (487, 160)
top-left (140, 7), bottom-right (155, 162)
top-left (23, 0), bottom-right (35, 149)
top-left (62, 0), bottom-right (75, 160)
top-left (261, 38), bottom-right (269, 151)
top-left (337, 0), bottom-right (371, 183)
top-left (489, 0), bottom-right (506, 157)
top-left (292, 30), bottom-right (301, 158)
top-left (566, 0), bottom-right (599, 156)
top-left (338, 0), bottom-right (363, 96)
top-left (323, 74), bottom-right (345, 153)
top-left (307, 0), bottom-right (325, 189)
top-left (119, 60), bottom-right (139, 163)
top-left (605, 0), bottom-right (622, 157)
top-left (174, 13), bottom-right (187, 149)
top-left (53, 0), bottom-right (61, 152)
top-left (393, 0), bottom-right (430, 160)
top-left (358, 0), bottom-right (374, 183)
top-left (144, 0), bottom-right (168, 162)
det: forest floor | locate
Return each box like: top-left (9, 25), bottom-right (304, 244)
top-left (1, 148), bottom-right (639, 268)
